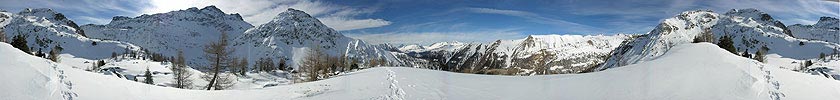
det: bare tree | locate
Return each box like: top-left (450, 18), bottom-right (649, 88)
top-left (171, 50), bottom-right (193, 89)
top-left (299, 46), bottom-right (326, 82)
top-left (238, 58), bottom-right (248, 75)
top-left (0, 31), bottom-right (5, 43)
top-left (532, 49), bottom-right (556, 75)
top-left (48, 45), bottom-right (62, 62)
top-left (201, 32), bottom-right (235, 90)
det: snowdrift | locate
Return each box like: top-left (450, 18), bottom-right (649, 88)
top-left (2, 43), bottom-right (839, 100)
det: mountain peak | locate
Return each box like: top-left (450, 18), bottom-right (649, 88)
top-left (17, 8), bottom-right (65, 20)
top-left (199, 5), bottom-right (224, 15)
top-left (274, 8), bottom-right (314, 20)
top-left (237, 7), bottom-right (344, 48)
top-left (815, 16), bottom-right (839, 28)
top-left (18, 8), bottom-right (56, 14)
top-left (724, 8), bottom-right (776, 21)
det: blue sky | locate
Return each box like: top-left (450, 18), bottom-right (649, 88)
top-left (1, 0), bottom-right (838, 45)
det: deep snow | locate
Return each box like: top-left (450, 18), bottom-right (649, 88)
top-left (3, 42), bottom-right (839, 100)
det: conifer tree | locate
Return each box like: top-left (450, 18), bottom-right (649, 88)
top-left (717, 35), bottom-right (737, 55)
top-left (144, 68), bottom-right (154, 85)
top-left (11, 34), bottom-right (30, 54)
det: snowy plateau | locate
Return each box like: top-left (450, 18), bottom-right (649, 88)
top-left (0, 5), bottom-right (839, 100)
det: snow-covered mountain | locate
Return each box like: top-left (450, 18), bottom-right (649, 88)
top-left (0, 8), bottom-right (137, 59)
top-left (788, 17), bottom-right (839, 43)
top-left (233, 8), bottom-right (400, 69)
top-left (396, 34), bottom-right (631, 75)
top-left (81, 6), bottom-right (254, 67)
top-left (599, 9), bottom-right (840, 71)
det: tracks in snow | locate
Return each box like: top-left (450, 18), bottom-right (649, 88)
top-left (379, 67), bottom-right (406, 100)
top-left (50, 61), bottom-right (77, 100)
top-left (757, 62), bottom-right (784, 100)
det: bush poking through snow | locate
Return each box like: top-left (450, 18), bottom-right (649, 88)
top-left (754, 47), bottom-right (767, 62)
top-left (48, 45), bottom-right (62, 62)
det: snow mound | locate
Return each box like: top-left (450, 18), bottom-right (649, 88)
top-left (0, 43), bottom-right (74, 100)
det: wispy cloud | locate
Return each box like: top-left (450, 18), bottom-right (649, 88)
top-left (0, 0), bottom-right (148, 25)
top-left (140, 0), bottom-right (391, 31)
top-left (346, 28), bottom-right (526, 45)
top-left (461, 7), bottom-right (601, 32)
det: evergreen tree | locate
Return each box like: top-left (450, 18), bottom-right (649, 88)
top-left (717, 35), bottom-right (737, 55)
top-left (11, 34), bottom-right (30, 54)
top-left (741, 49), bottom-right (751, 58)
top-left (277, 59), bottom-right (286, 71)
top-left (35, 48), bottom-right (45, 58)
top-left (144, 68), bottom-right (154, 85)
top-left (804, 60), bottom-right (813, 67)
top-left (819, 53), bottom-right (826, 60)
top-left (111, 52), bottom-right (118, 58)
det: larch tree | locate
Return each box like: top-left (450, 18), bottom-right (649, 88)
top-left (201, 32), bottom-right (236, 90)
top-left (171, 50), bottom-right (193, 89)
top-left (300, 46), bottom-right (326, 82)
top-left (238, 58), bottom-right (248, 75)
top-left (0, 31), bottom-right (5, 43)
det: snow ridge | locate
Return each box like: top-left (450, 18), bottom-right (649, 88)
top-left (599, 9), bottom-right (840, 70)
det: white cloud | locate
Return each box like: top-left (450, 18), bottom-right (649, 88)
top-left (76, 16), bottom-right (111, 25)
top-left (346, 28), bottom-right (527, 45)
top-left (140, 0), bottom-right (391, 31)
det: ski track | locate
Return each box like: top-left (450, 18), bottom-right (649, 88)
top-left (50, 61), bottom-right (77, 100)
top-left (757, 62), bottom-right (784, 100)
top-left (380, 67), bottom-right (406, 100)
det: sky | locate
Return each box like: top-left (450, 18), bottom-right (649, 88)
top-left (0, 0), bottom-right (838, 45)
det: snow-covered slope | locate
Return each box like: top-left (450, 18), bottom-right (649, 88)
top-left (233, 8), bottom-right (399, 69)
top-left (788, 17), bottom-right (839, 43)
top-left (4, 42), bottom-right (839, 100)
top-left (599, 9), bottom-right (840, 70)
top-left (0, 8), bottom-right (137, 59)
top-left (397, 34), bottom-right (631, 74)
top-left (81, 6), bottom-right (253, 66)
